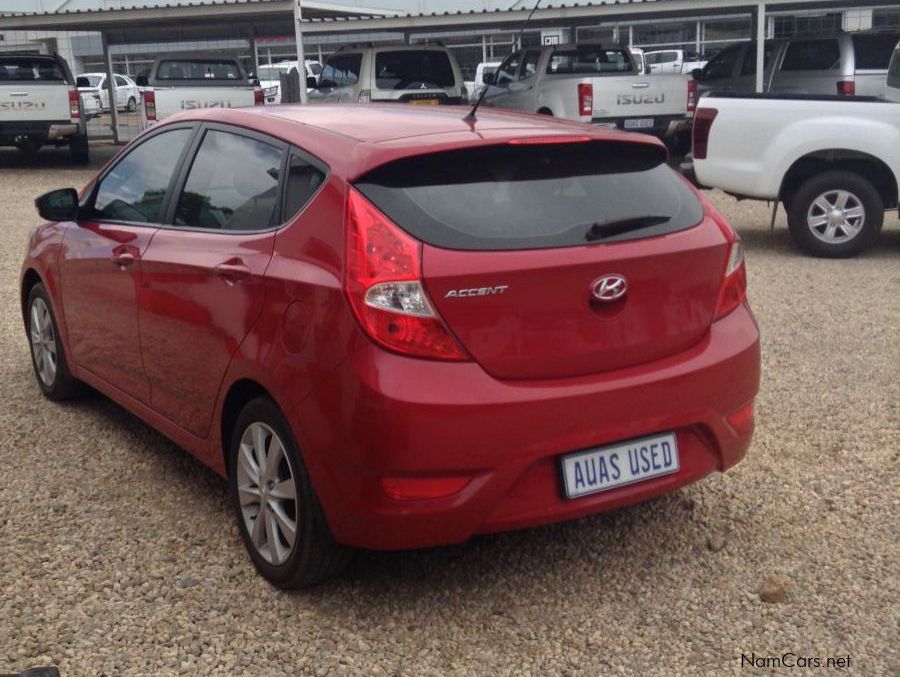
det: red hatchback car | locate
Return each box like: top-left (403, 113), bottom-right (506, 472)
top-left (21, 104), bottom-right (759, 587)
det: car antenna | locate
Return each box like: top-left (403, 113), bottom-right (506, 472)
top-left (464, 0), bottom-right (543, 124)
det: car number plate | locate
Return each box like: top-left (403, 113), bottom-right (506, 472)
top-left (560, 432), bottom-right (679, 500)
top-left (409, 98), bottom-right (439, 105)
top-left (624, 117), bottom-right (654, 129)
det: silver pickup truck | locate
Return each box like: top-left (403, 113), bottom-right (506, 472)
top-left (0, 53), bottom-right (89, 164)
top-left (482, 43), bottom-right (695, 139)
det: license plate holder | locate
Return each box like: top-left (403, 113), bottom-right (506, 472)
top-left (560, 432), bottom-right (679, 500)
top-left (624, 117), bottom-right (655, 130)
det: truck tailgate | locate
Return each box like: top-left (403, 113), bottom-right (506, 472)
top-left (592, 74), bottom-right (688, 121)
top-left (151, 86), bottom-right (257, 119)
top-left (0, 85), bottom-right (71, 122)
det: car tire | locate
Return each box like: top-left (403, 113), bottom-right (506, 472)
top-left (228, 396), bottom-right (353, 588)
top-left (787, 170), bottom-right (883, 258)
top-left (69, 133), bottom-right (89, 165)
top-left (126, 96), bottom-right (137, 113)
top-left (26, 283), bottom-right (82, 401)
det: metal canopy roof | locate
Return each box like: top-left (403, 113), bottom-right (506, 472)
top-left (297, 0), bottom-right (900, 34)
top-left (0, 0), bottom-right (398, 43)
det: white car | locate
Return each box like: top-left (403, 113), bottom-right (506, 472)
top-left (691, 90), bottom-right (899, 257)
top-left (77, 72), bottom-right (141, 112)
top-left (482, 43), bottom-right (694, 139)
top-left (257, 60), bottom-right (322, 104)
top-left (645, 49), bottom-right (707, 75)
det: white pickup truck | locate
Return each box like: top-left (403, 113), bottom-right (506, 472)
top-left (0, 53), bottom-right (90, 164)
top-left (138, 55), bottom-right (263, 126)
top-left (482, 43), bottom-right (695, 139)
top-left (691, 89), bottom-right (899, 257)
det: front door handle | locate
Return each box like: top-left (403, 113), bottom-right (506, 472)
top-left (215, 258), bottom-right (251, 285)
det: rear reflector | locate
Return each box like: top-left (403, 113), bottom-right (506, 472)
top-left (381, 476), bottom-right (471, 501)
top-left (692, 107), bottom-right (718, 160)
top-left (254, 88), bottom-right (264, 105)
top-left (577, 82), bottom-right (593, 117)
top-left (837, 80), bottom-right (855, 96)
top-left (68, 89), bottom-right (80, 120)
top-left (726, 402), bottom-right (755, 436)
top-left (687, 78), bottom-right (698, 113)
top-left (344, 188), bottom-right (469, 361)
top-left (508, 135), bottom-right (592, 145)
top-left (143, 90), bottom-right (156, 121)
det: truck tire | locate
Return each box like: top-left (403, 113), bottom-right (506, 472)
top-left (787, 170), bottom-right (883, 258)
top-left (69, 133), bottom-right (89, 165)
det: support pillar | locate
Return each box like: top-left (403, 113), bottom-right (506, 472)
top-left (101, 31), bottom-right (120, 144)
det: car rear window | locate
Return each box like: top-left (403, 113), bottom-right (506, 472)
top-left (0, 57), bottom-right (66, 82)
top-left (781, 39), bottom-right (840, 71)
top-left (156, 60), bottom-right (243, 80)
top-left (852, 34), bottom-right (900, 70)
top-left (355, 141), bottom-right (703, 251)
top-left (375, 50), bottom-right (455, 90)
top-left (548, 48), bottom-right (635, 74)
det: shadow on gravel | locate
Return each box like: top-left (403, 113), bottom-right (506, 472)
top-left (0, 145), bottom-right (121, 171)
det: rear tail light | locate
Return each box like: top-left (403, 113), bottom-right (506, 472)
top-left (837, 80), bottom-right (855, 96)
top-left (714, 236), bottom-right (747, 320)
top-left (254, 88), bottom-right (264, 106)
top-left (143, 90), bottom-right (156, 121)
top-left (344, 188), bottom-right (469, 361)
top-left (68, 89), bottom-right (80, 120)
top-left (692, 107), bottom-right (718, 160)
top-left (687, 78), bottom-right (698, 113)
top-left (577, 82), bottom-right (593, 117)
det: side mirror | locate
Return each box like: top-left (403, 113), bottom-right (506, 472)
top-left (135, 75), bottom-right (149, 87)
top-left (306, 76), bottom-right (318, 89)
top-left (691, 68), bottom-right (703, 80)
top-left (483, 72), bottom-right (496, 86)
top-left (36, 188), bottom-right (79, 222)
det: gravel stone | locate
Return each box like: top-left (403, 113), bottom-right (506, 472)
top-left (758, 575), bottom-right (792, 604)
top-left (0, 144), bottom-right (898, 675)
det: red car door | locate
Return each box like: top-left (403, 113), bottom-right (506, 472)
top-left (137, 126), bottom-right (284, 438)
top-left (59, 126), bottom-right (195, 402)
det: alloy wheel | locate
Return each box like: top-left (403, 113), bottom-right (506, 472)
top-left (806, 189), bottom-right (865, 244)
top-left (235, 422), bottom-right (299, 566)
top-left (30, 297), bottom-right (57, 387)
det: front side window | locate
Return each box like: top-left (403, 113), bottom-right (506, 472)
top-left (547, 48), bottom-right (634, 74)
top-left (174, 130), bottom-right (283, 231)
top-left (114, 75), bottom-right (128, 87)
top-left (521, 51), bottom-right (541, 79)
top-left (374, 50), bottom-right (455, 90)
top-left (319, 54), bottom-right (362, 88)
top-left (93, 128), bottom-right (193, 224)
top-left (781, 39), bottom-right (840, 71)
top-left (496, 52), bottom-right (521, 85)
top-left (740, 42), bottom-right (778, 76)
top-left (852, 34), bottom-right (900, 70)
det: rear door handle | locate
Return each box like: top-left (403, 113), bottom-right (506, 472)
top-left (214, 258), bottom-right (251, 285)
top-left (112, 249), bottom-right (136, 268)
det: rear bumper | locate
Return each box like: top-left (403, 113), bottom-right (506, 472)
top-left (0, 121), bottom-right (79, 145)
top-left (592, 114), bottom-right (688, 138)
top-left (292, 303), bottom-right (760, 550)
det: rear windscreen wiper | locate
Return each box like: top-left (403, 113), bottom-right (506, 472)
top-left (585, 215), bottom-right (671, 242)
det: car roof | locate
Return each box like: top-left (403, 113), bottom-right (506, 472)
top-left (158, 103), bottom-right (663, 180)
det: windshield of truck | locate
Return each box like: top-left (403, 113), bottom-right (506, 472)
top-left (547, 48), bottom-right (634, 74)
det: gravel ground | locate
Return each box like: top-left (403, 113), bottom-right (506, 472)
top-left (0, 144), bottom-right (898, 676)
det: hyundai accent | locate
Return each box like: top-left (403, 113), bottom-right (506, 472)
top-left (21, 104), bottom-right (760, 587)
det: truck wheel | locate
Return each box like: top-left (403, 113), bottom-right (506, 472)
top-left (787, 170), bottom-right (883, 258)
top-left (537, 107), bottom-right (553, 116)
top-left (69, 133), bottom-right (89, 165)
top-left (126, 96), bottom-right (137, 112)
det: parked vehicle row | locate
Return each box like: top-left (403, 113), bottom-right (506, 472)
top-left (76, 72), bottom-right (141, 113)
top-left (690, 41), bottom-right (900, 258)
top-left (0, 53), bottom-right (90, 164)
top-left (645, 49), bottom-right (707, 74)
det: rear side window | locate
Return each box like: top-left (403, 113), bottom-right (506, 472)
top-left (781, 40), bottom-right (840, 71)
top-left (852, 34), bottom-right (900, 70)
top-left (375, 50), bottom-right (455, 89)
top-left (283, 154), bottom-right (326, 220)
top-left (174, 130), bottom-right (283, 231)
top-left (889, 45), bottom-right (900, 88)
top-left (156, 60), bottom-right (242, 80)
top-left (93, 128), bottom-right (193, 224)
top-left (548, 48), bottom-right (634, 74)
top-left (0, 57), bottom-right (66, 82)
top-left (320, 54), bottom-right (362, 88)
top-left (703, 44), bottom-right (742, 80)
top-left (355, 141), bottom-right (703, 251)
